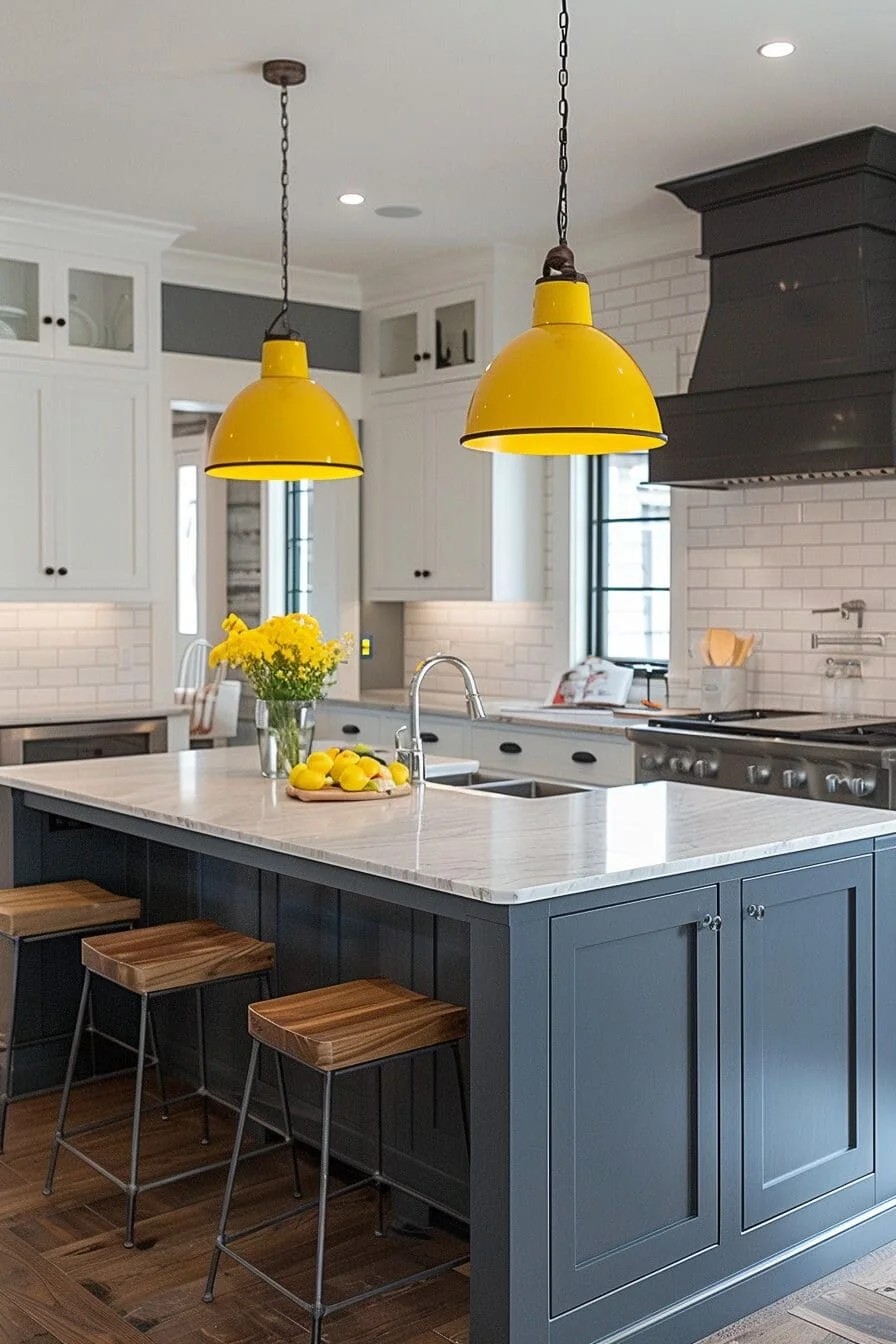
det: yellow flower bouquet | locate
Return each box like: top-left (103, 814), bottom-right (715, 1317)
top-left (210, 612), bottom-right (352, 777)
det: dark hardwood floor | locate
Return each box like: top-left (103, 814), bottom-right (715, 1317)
top-left (0, 1076), bottom-right (469, 1343)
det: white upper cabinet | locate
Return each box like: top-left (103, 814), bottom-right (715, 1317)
top-left (366, 284), bottom-right (484, 391)
top-left (0, 244), bottom-right (147, 368)
top-left (362, 384), bottom-right (543, 602)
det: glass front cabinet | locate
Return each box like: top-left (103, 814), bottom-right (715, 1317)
top-left (371, 285), bottom-right (483, 390)
top-left (0, 246), bottom-right (146, 366)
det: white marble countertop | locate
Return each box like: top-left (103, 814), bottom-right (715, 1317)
top-left (1, 746), bottom-right (894, 905)
top-left (0, 703), bottom-right (189, 729)
top-left (331, 692), bottom-right (637, 737)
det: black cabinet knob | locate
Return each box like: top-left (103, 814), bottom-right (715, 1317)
top-left (342, 724), bottom-right (360, 736)
top-left (42, 315), bottom-right (53, 326)
top-left (56, 317), bottom-right (67, 328)
top-left (414, 569), bottom-right (422, 577)
top-left (413, 353), bottom-right (422, 363)
top-left (420, 732), bottom-right (439, 744)
top-left (421, 569), bottom-right (431, 578)
top-left (421, 351), bottom-right (432, 360)
top-left (499, 741), bottom-right (522, 754)
top-left (572, 750), bottom-right (597, 764)
top-left (57, 566), bottom-right (68, 576)
top-left (44, 566), bottom-right (55, 576)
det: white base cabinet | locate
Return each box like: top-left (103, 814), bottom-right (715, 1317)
top-left (362, 384), bottom-right (543, 602)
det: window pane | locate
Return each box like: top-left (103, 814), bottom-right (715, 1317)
top-left (285, 480), bottom-right (314, 611)
top-left (605, 452), bottom-right (669, 519)
top-left (176, 465), bottom-right (198, 635)
top-left (603, 590), bottom-right (670, 663)
top-left (603, 519), bottom-right (670, 589)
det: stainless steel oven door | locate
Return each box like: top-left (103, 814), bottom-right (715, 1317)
top-left (0, 718), bottom-right (168, 766)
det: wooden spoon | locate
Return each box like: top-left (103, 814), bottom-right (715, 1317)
top-left (737, 633), bottom-right (756, 665)
top-left (707, 627), bottom-right (737, 668)
top-left (698, 633), bottom-right (712, 666)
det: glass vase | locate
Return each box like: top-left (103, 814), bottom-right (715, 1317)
top-left (255, 699), bottom-right (316, 779)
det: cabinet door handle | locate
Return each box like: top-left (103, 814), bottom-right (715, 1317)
top-left (421, 350), bottom-right (432, 361)
top-left (420, 731), bottom-right (439, 744)
top-left (341, 724), bottom-right (361, 736)
top-left (746, 903), bottom-right (766, 920)
top-left (56, 317), bottom-right (67, 328)
top-left (42, 315), bottom-right (53, 326)
top-left (571, 750), bottom-right (597, 764)
top-left (414, 569), bottom-right (422, 577)
top-left (699, 914), bottom-right (722, 932)
top-left (413, 353), bottom-right (422, 363)
top-left (421, 569), bottom-right (431, 578)
top-left (44, 566), bottom-right (55, 576)
top-left (499, 741), bottom-right (522, 754)
top-left (57, 566), bottom-right (68, 576)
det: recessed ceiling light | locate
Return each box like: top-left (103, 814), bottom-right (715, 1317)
top-left (758, 40), bottom-right (795, 58)
top-left (338, 192), bottom-right (365, 206)
top-left (374, 205), bottom-right (423, 219)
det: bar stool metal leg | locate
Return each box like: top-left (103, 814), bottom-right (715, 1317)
top-left (43, 968), bottom-right (92, 1196)
top-left (203, 1037), bottom-right (260, 1303)
top-left (123, 994), bottom-right (150, 1248)
top-left (146, 1001), bottom-right (170, 1121)
top-left (260, 971), bottom-right (301, 1199)
top-left (195, 986), bottom-right (210, 1145)
top-left (374, 1064), bottom-right (385, 1236)
top-left (0, 934), bottom-right (21, 1154)
top-left (311, 1070), bottom-right (334, 1344)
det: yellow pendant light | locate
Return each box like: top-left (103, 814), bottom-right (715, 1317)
top-left (462, 3), bottom-right (666, 457)
top-left (206, 60), bottom-right (362, 481)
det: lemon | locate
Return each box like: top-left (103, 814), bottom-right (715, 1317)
top-left (290, 767), bottom-right (327, 792)
top-left (329, 752), bottom-right (359, 782)
top-left (326, 746), bottom-right (341, 761)
top-left (389, 761), bottom-right (410, 787)
top-left (358, 757), bottom-right (382, 779)
top-left (338, 764), bottom-right (368, 792)
top-left (334, 750), bottom-right (360, 767)
top-left (306, 751), bottom-right (335, 775)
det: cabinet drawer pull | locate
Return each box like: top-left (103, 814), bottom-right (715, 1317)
top-left (341, 724), bottom-right (361, 736)
top-left (414, 569), bottom-right (422, 577)
top-left (421, 350), bottom-right (432, 361)
top-left (499, 741), bottom-right (522, 754)
top-left (699, 914), bottom-right (722, 932)
top-left (42, 315), bottom-right (53, 326)
top-left (421, 569), bottom-right (431, 578)
top-left (57, 566), bottom-right (68, 576)
top-left (420, 732), bottom-right (439, 744)
top-left (413, 353), bottom-right (422, 363)
top-left (571, 750), bottom-right (596, 764)
top-left (44, 566), bottom-right (55, 576)
top-left (56, 317), bottom-right (67, 328)
top-left (746, 903), bottom-right (766, 920)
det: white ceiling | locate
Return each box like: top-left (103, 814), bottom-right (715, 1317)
top-left (3, 0), bottom-right (896, 278)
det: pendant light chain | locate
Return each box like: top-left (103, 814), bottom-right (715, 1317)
top-left (556, 0), bottom-right (570, 247)
top-left (267, 80), bottom-right (294, 338)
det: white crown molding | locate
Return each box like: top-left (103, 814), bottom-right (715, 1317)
top-left (163, 247), bottom-right (361, 310)
top-left (0, 194), bottom-right (189, 251)
top-left (359, 245), bottom-right (504, 306)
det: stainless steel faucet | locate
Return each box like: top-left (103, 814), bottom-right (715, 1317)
top-left (395, 654), bottom-right (486, 782)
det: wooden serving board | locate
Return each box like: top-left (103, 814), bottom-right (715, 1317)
top-left (285, 783), bottom-right (412, 803)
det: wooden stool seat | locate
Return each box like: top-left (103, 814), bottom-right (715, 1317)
top-left (248, 977), bottom-right (468, 1072)
top-left (0, 881), bottom-right (140, 938)
top-left (82, 920), bottom-right (274, 994)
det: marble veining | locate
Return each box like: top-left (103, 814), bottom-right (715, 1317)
top-left (1, 746), bottom-right (895, 905)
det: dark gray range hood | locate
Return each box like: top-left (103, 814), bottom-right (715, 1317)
top-left (650, 127), bottom-right (896, 487)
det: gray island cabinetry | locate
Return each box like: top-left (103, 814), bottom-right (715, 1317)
top-left (1, 747), bottom-right (896, 1344)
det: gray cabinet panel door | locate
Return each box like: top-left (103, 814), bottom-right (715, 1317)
top-left (742, 855), bottom-right (873, 1228)
top-left (551, 886), bottom-right (720, 1314)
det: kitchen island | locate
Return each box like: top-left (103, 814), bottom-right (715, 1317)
top-left (2, 746), bottom-right (896, 1344)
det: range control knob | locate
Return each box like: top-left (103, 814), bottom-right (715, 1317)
top-left (746, 763), bottom-right (770, 786)
top-left (848, 776), bottom-right (875, 798)
top-left (825, 772), bottom-right (846, 795)
top-left (782, 768), bottom-right (807, 790)
top-left (693, 758), bottom-right (718, 779)
top-left (669, 755), bottom-right (692, 775)
top-left (639, 753), bottom-right (661, 771)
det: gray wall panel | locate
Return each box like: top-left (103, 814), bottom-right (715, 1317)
top-left (162, 283), bottom-right (360, 371)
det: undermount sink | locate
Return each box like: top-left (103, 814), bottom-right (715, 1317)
top-left (431, 769), bottom-right (595, 798)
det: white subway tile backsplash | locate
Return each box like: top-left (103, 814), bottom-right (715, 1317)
top-left (0, 604), bottom-right (151, 711)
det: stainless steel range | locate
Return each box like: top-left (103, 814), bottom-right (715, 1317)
top-left (627, 711), bottom-right (896, 808)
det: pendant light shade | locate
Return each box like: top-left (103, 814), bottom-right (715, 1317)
top-left (462, 276), bottom-right (665, 455)
top-left (463, 3), bottom-right (665, 457)
top-left (206, 339), bottom-right (363, 480)
top-left (206, 60), bottom-right (362, 482)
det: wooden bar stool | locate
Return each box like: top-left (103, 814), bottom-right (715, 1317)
top-left (0, 880), bottom-right (143, 1152)
top-left (203, 977), bottom-right (469, 1344)
top-left (43, 919), bottom-right (300, 1248)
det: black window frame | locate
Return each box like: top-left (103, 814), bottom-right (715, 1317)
top-left (284, 480), bottom-right (313, 612)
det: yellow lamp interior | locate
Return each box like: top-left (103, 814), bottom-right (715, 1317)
top-left (206, 339), bottom-right (363, 480)
top-left (462, 278), bottom-right (667, 455)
